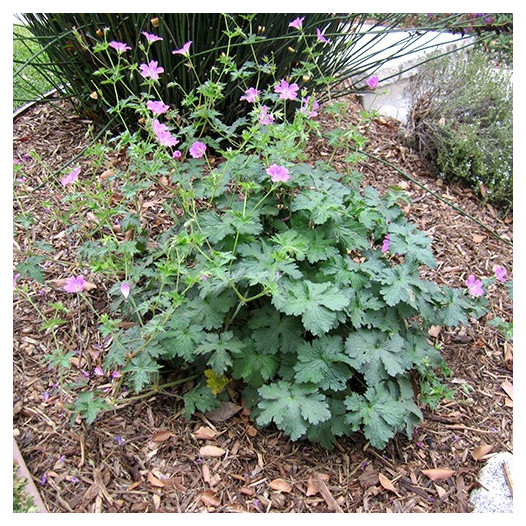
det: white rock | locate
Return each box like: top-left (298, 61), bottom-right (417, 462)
top-left (470, 452), bottom-right (513, 513)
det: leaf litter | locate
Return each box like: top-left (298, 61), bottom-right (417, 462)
top-left (13, 95), bottom-right (512, 512)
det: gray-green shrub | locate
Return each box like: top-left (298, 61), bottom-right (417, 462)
top-left (407, 49), bottom-right (512, 213)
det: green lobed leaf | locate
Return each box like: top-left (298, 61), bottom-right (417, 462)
top-left (195, 331), bottom-right (247, 375)
top-left (293, 335), bottom-right (353, 391)
top-left (182, 384), bottom-right (221, 419)
top-left (344, 384), bottom-right (407, 449)
top-left (345, 329), bottom-right (406, 385)
top-left (256, 381), bottom-right (331, 441)
top-left (272, 279), bottom-right (351, 336)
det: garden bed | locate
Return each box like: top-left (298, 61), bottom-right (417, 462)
top-left (13, 95), bottom-right (512, 513)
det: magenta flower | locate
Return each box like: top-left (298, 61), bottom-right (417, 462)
top-left (289, 17), bottom-right (304, 30)
top-left (139, 60), bottom-right (164, 80)
top-left (152, 119), bottom-right (179, 147)
top-left (120, 282), bottom-right (130, 299)
top-left (258, 105), bottom-right (275, 125)
top-left (112, 370), bottom-right (122, 379)
top-left (381, 234), bottom-right (390, 253)
top-left (189, 141), bottom-right (207, 159)
top-left (63, 275), bottom-right (86, 293)
top-left (300, 96), bottom-right (320, 118)
top-left (316, 28), bottom-right (332, 44)
top-left (173, 150), bottom-right (182, 160)
top-left (94, 366), bottom-right (104, 377)
top-left (240, 87), bottom-right (260, 103)
top-left (266, 164), bottom-right (290, 183)
top-left (109, 41), bottom-right (131, 53)
top-left (13, 273), bottom-right (20, 290)
top-left (274, 79), bottom-right (299, 101)
top-left (465, 275), bottom-right (484, 297)
top-left (61, 166), bottom-right (80, 186)
top-left (13, 158), bottom-right (20, 165)
top-left (366, 76), bottom-right (379, 89)
top-left (494, 265), bottom-right (507, 283)
top-left (142, 31), bottom-right (163, 43)
top-left (172, 41), bottom-right (192, 56)
top-left (147, 100), bottom-right (169, 114)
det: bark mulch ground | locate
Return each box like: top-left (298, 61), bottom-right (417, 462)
top-left (13, 95), bottom-right (513, 513)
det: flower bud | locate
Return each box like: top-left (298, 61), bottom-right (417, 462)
top-left (151, 17), bottom-right (159, 28)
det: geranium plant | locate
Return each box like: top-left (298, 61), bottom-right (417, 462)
top-left (13, 15), bottom-right (508, 451)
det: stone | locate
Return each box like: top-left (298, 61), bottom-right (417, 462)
top-left (470, 452), bottom-right (513, 513)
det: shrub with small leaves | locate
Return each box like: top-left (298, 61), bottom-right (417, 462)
top-left (407, 49), bottom-right (513, 214)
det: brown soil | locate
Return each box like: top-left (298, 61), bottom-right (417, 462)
top-left (13, 95), bottom-right (513, 513)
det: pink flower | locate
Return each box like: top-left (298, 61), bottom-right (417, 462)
top-left (289, 17), bottom-right (304, 30)
top-left (366, 76), bottom-right (379, 89)
top-left (274, 79), bottom-right (299, 101)
top-left (63, 275), bottom-right (86, 293)
top-left (152, 119), bottom-right (179, 147)
top-left (120, 282), bottom-right (130, 299)
top-left (300, 96), bottom-right (320, 118)
top-left (494, 265), bottom-right (507, 283)
top-left (316, 28), bottom-right (332, 44)
top-left (112, 370), bottom-right (122, 379)
top-left (142, 31), bottom-right (163, 43)
top-left (13, 273), bottom-right (20, 290)
top-left (189, 141), bottom-right (207, 159)
top-left (13, 158), bottom-right (20, 165)
top-left (266, 164), bottom-right (290, 183)
top-left (240, 87), bottom-right (260, 103)
top-left (381, 234), bottom-right (390, 253)
top-left (172, 41), bottom-right (192, 56)
top-left (109, 41), bottom-right (131, 53)
top-left (147, 100), bottom-right (169, 114)
top-left (465, 275), bottom-right (484, 297)
top-left (94, 366), bottom-right (104, 376)
top-left (139, 60), bottom-right (164, 80)
top-left (258, 106), bottom-right (275, 125)
top-left (173, 150), bottom-right (182, 160)
top-left (61, 166), bottom-right (80, 186)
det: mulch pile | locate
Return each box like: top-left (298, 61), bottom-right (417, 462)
top-left (13, 94), bottom-right (513, 513)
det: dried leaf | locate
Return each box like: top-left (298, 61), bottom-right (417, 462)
top-left (472, 233), bottom-right (486, 243)
top-left (199, 445), bottom-right (226, 458)
top-left (378, 472), bottom-right (398, 495)
top-left (500, 379), bottom-right (513, 400)
top-left (202, 464), bottom-right (211, 484)
top-left (472, 444), bottom-right (494, 461)
top-left (151, 430), bottom-right (174, 442)
top-left (200, 490), bottom-right (221, 507)
top-left (306, 473), bottom-right (329, 496)
top-left (269, 478), bottom-right (292, 493)
top-left (99, 169), bottom-right (114, 181)
top-left (428, 325), bottom-right (442, 337)
top-left (147, 472), bottom-right (165, 488)
top-left (504, 343), bottom-right (513, 370)
top-left (246, 425), bottom-right (258, 437)
top-left (422, 468), bottom-right (455, 481)
top-left (193, 426), bottom-right (218, 440)
top-left (206, 401), bottom-right (242, 422)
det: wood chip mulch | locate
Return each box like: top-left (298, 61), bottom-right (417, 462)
top-left (13, 95), bottom-right (512, 513)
